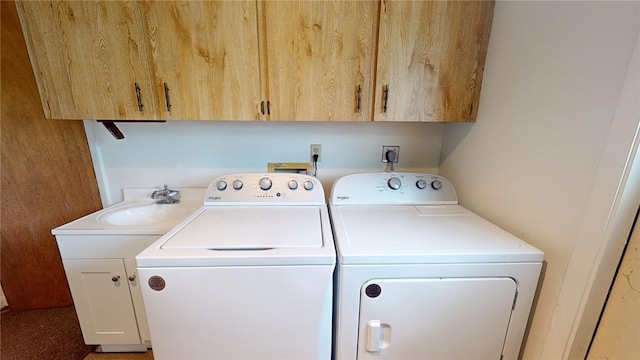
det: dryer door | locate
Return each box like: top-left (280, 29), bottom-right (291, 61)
top-left (357, 277), bottom-right (517, 359)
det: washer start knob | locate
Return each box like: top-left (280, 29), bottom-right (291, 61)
top-left (416, 179), bottom-right (427, 189)
top-left (288, 180), bottom-right (298, 190)
top-left (303, 180), bottom-right (314, 191)
top-left (431, 179), bottom-right (443, 190)
top-left (388, 177), bottom-right (402, 190)
top-left (232, 180), bottom-right (243, 190)
top-left (259, 177), bottom-right (272, 191)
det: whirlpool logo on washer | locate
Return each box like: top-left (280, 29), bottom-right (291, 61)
top-left (336, 195), bottom-right (350, 201)
top-left (208, 196), bottom-right (222, 201)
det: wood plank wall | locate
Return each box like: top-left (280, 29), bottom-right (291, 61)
top-left (1, 1), bottom-right (103, 310)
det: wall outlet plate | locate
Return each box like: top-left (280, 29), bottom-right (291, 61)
top-left (381, 146), bottom-right (400, 163)
top-left (310, 144), bottom-right (322, 162)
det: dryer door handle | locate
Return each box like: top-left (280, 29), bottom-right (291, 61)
top-left (365, 320), bottom-right (382, 352)
top-left (365, 320), bottom-right (392, 353)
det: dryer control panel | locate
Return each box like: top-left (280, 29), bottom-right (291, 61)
top-left (205, 173), bottom-right (325, 205)
top-left (330, 173), bottom-right (458, 205)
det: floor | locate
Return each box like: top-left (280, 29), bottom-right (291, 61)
top-left (84, 351), bottom-right (154, 360)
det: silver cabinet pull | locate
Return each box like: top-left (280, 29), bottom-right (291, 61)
top-left (112, 275), bottom-right (121, 282)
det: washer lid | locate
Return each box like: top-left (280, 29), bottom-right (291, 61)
top-left (161, 206), bottom-right (323, 250)
top-left (330, 205), bottom-right (543, 264)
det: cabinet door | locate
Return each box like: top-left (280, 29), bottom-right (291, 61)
top-left (15, 1), bottom-right (155, 120)
top-left (139, 1), bottom-right (261, 120)
top-left (260, 1), bottom-right (378, 121)
top-left (63, 259), bottom-right (142, 345)
top-left (374, 0), bottom-right (494, 122)
top-left (123, 259), bottom-right (150, 342)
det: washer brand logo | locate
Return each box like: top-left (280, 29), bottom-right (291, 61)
top-left (337, 196), bottom-right (350, 200)
top-left (208, 196), bottom-right (222, 201)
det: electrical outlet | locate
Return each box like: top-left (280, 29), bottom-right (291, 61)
top-left (310, 144), bottom-right (322, 162)
top-left (381, 146), bottom-right (400, 163)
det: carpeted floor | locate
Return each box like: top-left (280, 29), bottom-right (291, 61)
top-left (1, 305), bottom-right (92, 360)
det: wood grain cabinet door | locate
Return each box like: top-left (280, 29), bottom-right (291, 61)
top-left (15, 1), bottom-right (155, 120)
top-left (139, 1), bottom-right (261, 121)
top-left (259, 0), bottom-right (379, 121)
top-left (374, 0), bottom-right (494, 122)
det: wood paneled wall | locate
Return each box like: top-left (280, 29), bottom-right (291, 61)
top-left (1, 1), bottom-right (103, 310)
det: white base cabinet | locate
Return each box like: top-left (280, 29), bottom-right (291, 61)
top-left (63, 259), bottom-right (149, 347)
top-left (55, 234), bottom-right (159, 352)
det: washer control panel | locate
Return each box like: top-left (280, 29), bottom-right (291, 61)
top-left (205, 173), bottom-right (323, 205)
top-left (330, 173), bottom-right (458, 205)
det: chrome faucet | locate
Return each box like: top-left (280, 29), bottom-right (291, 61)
top-left (151, 184), bottom-right (181, 204)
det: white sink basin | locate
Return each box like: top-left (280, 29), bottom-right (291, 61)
top-left (98, 202), bottom-right (189, 226)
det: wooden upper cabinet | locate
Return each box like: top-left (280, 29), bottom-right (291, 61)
top-left (259, 1), bottom-right (379, 121)
top-left (15, 1), bottom-right (155, 120)
top-left (374, 0), bottom-right (495, 122)
top-left (16, 1), bottom-right (261, 121)
top-left (139, 1), bottom-right (261, 120)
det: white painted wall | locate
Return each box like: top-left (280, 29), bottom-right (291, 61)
top-left (439, 1), bottom-right (639, 359)
top-left (84, 121), bottom-right (443, 206)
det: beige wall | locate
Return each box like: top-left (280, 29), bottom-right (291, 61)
top-left (439, 1), bottom-right (639, 359)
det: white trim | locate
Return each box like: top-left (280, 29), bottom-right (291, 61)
top-left (542, 30), bottom-right (640, 359)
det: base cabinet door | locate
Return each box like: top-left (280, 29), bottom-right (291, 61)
top-left (63, 259), bottom-right (143, 345)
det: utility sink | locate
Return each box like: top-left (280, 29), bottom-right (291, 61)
top-left (98, 202), bottom-right (189, 227)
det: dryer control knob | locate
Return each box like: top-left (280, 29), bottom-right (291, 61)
top-left (431, 179), bottom-right (443, 190)
top-left (303, 180), bottom-right (314, 191)
top-left (216, 180), bottom-right (227, 191)
top-left (259, 177), bottom-right (272, 191)
top-left (416, 179), bottom-right (427, 189)
top-left (387, 177), bottom-right (402, 190)
top-left (288, 180), bottom-right (298, 190)
top-left (232, 180), bottom-right (243, 190)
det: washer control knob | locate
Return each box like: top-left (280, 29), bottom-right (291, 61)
top-left (388, 177), bottom-right (402, 190)
top-left (216, 180), bottom-right (227, 191)
top-left (416, 179), bottom-right (427, 189)
top-left (288, 180), bottom-right (298, 190)
top-left (259, 177), bottom-right (272, 191)
top-left (232, 180), bottom-right (243, 190)
top-left (431, 179), bottom-right (443, 190)
top-left (303, 180), bottom-right (314, 191)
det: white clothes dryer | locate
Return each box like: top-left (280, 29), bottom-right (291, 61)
top-left (136, 173), bottom-right (335, 360)
top-left (329, 173), bottom-right (543, 360)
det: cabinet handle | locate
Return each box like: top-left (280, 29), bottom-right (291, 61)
top-left (134, 83), bottom-right (143, 112)
top-left (128, 273), bottom-right (137, 282)
top-left (164, 83), bottom-right (171, 112)
top-left (112, 275), bottom-right (121, 282)
top-left (267, 101), bottom-right (270, 115)
top-left (356, 85), bottom-right (362, 113)
top-left (382, 85), bottom-right (389, 113)
top-left (261, 101), bottom-right (265, 115)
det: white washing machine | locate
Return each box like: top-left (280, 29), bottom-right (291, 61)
top-left (329, 173), bottom-right (543, 360)
top-left (136, 173), bottom-right (335, 360)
